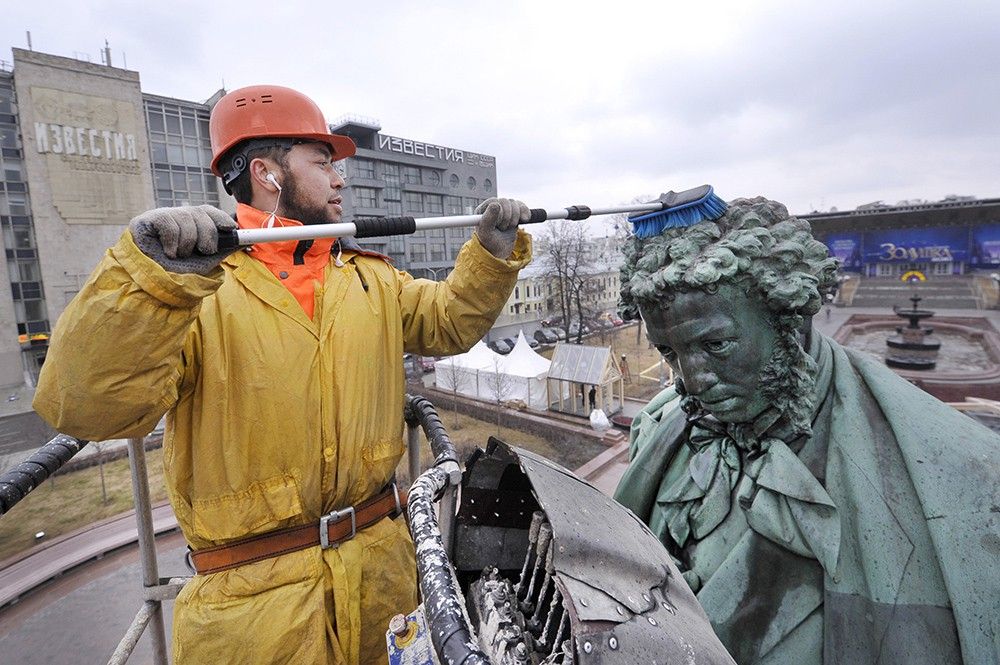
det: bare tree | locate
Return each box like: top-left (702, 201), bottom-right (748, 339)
top-left (484, 356), bottom-right (513, 435)
top-left (535, 221), bottom-right (593, 344)
top-left (436, 356), bottom-right (472, 429)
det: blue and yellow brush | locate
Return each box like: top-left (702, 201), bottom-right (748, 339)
top-left (217, 185), bottom-right (729, 249)
top-left (627, 185), bottom-right (728, 239)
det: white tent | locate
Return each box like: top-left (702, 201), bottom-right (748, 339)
top-left (501, 331), bottom-right (551, 409)
top-left (434, 333), bottom-right (553, 410)
top-left (433, 341), bottom-right (502, 399)
top-left (482, 331), bottom-right (552, 409)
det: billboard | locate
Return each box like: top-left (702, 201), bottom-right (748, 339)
top-left (823, 232), bottom-right (864, 272)
top-left (863, 226), bottom-right (969, 264)
top-left (970, 222), bottom-right (1000, 267)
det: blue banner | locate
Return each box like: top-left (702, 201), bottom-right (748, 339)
top-left (823, 233), bottom-right (864, 272)
top-left (863, 226), bottom-right (969, 263)
top-left (970, 222), bottom-right (1000, 267)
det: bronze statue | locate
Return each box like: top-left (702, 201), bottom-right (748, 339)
top-left (615, 197), bottom-right (1000, 664)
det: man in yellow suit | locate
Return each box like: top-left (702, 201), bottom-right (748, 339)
top-left (34, 85), bottom-right (532, 664)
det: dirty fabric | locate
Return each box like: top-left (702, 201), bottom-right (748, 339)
top-left (615, 332), bottom-right (1000, 664)
top-left (34, 215), bottom-right (532, 665)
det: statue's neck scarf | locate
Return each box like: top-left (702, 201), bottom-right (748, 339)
top-left (656, 336), bottom-right (841, 575)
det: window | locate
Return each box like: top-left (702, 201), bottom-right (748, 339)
top-left (383, 163), bottom-right (399, 179)
top-left (383, 184), bottom-right (401, 202)
top-left (463, 198), bottom-right (479, 214)
top-left (144, 99), bottom-right (218, 207)
top-left (445, 196), bottom-right (462, 215)
top-left (405, 192), bottom-right (423, 212)
top-left (430, 243), bottom-right (446, 262)
top-left (354, 187), bottom-right (378, 208)
top-left (467, 176), bottom-right (477, 189)
top-left (424, 194), bottom-right (443, 215)
top-left (386, 200), bottom-right (403, 215)
top-left (425, 170), bottom-right (441, 186)
top-left (353, 159), bottom-right (376, 179)
top-left (403, 166), bottom-right (422, 185)
top-left (484, 178), bottom-right (493, 191)
top-left (449, 173), bottom-right (459, 187)
top-left (410, 244), bottom-right (427, 262)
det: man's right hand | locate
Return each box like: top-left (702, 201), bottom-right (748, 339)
top-left (129, 205), bottom-right (239, 275)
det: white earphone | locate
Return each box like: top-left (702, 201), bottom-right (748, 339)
top-left (265, 172), bottom-right (281, 190)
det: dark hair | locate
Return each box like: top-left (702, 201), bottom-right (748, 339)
top-left (223, 142), bottom-right (290, 204)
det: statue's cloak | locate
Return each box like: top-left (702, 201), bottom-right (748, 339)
top-left (615, 333), bottom-right (1000, 664)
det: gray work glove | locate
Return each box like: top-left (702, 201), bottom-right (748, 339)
top-left (129, 205), bottom-right (239, 275)
top-left (475, 198), bottom-right (529, 259)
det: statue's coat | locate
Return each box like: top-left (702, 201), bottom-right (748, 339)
top-left (615, 332), bottom-right (1000, 664)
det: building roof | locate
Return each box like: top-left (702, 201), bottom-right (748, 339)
top-left (547, 343), bottom-right (621, 385)
top-left (801, 197), bottom-right (1000, 235)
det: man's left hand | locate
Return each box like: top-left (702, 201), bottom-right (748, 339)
top-left (475, 198), bottom-right (529, 259)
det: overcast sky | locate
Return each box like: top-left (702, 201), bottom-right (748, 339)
top-left (3, 0), bottom-right (998, 223)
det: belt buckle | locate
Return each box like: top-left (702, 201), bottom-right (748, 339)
top-left (319, 506), bottom-right (356, 549)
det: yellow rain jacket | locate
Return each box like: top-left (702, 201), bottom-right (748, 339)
top-left (34, 211), bottom-right (531, 664)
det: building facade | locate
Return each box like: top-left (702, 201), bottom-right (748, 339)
top-left (0, 47), bottom-right (229, 389)
top-left (330, 116), bottom-right (497, 278)
top-left (804, 197), bottom-right (1000, 278)
top-left (0, 46), bottom-right (503, 391)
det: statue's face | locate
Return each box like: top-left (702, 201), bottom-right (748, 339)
top-left (640, 284), bottom-right (778, 423)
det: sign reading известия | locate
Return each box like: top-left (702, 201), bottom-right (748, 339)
top-left (33, 122), bottom-right (137, 161)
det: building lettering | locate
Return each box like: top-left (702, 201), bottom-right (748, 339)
top-left (34, 122), bottom-right (138, 161)
top-left (378, 133), bottom-right (466, 163)
top-left (879, 242), bottom-right (953, 262)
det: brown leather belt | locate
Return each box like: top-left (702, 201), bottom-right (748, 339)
top-left (189, 484), bottom-right (407, 575)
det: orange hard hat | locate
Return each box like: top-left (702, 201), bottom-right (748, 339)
top-left (209, 85), bottom-right (356, 183)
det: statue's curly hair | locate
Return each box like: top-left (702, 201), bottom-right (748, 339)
top-left (619, 197), bottom-right (838, 433)
top-left (619, 197), bottom-right (839, 327)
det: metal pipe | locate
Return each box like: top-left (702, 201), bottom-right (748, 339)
top-left (438, 482), bottom-right (458, 558)
top-left (408, 465), bottom-right (490, 665)
top-left (107, 601), bottom-right (155, 665)
top-left (406, 421), bottom-right (421, 488)
top-left (515, 512), bottom-right (544, 597)
top-left (126, 437), bottom-right (168, 665)
top-left (0, 434), bottom-right (88, 516)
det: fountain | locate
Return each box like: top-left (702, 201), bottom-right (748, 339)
top-left (885, 293), bottom-right (941, 370)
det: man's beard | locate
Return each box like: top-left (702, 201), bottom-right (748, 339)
top-left (278, 179), bottom-right (332, 226)
top-left (756, 328), bottom-right (818, 436)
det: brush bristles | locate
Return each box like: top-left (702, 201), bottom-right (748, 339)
top-left (631, 193), bottom-right (728, 239)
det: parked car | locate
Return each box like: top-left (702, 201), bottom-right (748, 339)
top-left (502, 337), bottom-right (517, 350)
top-left (488, 339), bottom-right (512, 354)
top-left (528, 339), bottom-right (540, 349)
top-left (534, 329), bottom-right (558, 344)
top-left (419, 356), bottom-right (437, 373)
